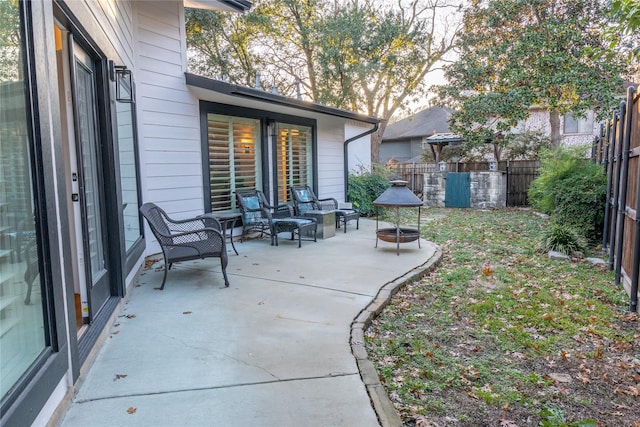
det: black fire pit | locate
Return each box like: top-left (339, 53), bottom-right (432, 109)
top-left (373, 180), bottom-right (423, 255)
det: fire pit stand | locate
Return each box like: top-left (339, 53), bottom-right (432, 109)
top-left (373, 180), bottom-right (423, 256)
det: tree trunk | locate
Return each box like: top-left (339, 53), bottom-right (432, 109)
top-left (431, 145), bottom-right (440, 163)
top-left (370, 121), bottom-right (387, 164)
top-left (549, 110), bottom-right (562, 149)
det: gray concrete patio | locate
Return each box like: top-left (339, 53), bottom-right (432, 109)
top-left (57, 218), bottom-right (439, 427)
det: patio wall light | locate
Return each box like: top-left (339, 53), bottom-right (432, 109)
top-left (114, 65), bottom-right (134, 103)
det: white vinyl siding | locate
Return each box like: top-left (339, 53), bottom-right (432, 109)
top-left (136, 1), bottom-right (205, 219)
top-left (276, 123), bottom-right (313, 203)
top-left (206, 114), bottom-right (261, 211)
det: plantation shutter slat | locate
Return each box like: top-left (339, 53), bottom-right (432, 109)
top-left (277, 123), bottom-right (312, 202)
top-left (207, 114), bottom-right (260, 211)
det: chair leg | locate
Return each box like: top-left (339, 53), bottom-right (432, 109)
top-left (221, 262), bottom-right (230, 287)
top-left (159, 256), bottom-right (171, 290)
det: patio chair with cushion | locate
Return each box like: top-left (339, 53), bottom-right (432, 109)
top-left (235, 189), bottom-right (317, 247)
top-left (289, 185), bottom-right (360, 233)
top-left (140, 203), bottom-right (229, 290)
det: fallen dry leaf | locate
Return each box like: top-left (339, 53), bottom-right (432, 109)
top-left (548, 373), bottom-right (572, 383)
top-left (620, 313), bottom-right (638, 322)
top-left (127, 407), bottom-right (137, 414)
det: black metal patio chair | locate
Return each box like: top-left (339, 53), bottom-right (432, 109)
top-left (140, 203), bottom-right (229, 290)
top-left (235, 189), bottom-right (317, 247)
top-left (289, 185), bottom-right (360, 233)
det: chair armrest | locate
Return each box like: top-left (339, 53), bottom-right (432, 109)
top-left (272, 204), bottom-right (294, 219)
top-left (162, 227), bottom-right (226, 251)
top-left (317, 197), bottom-right (338, 210)
top-left (196, 214), bottom-right (223, 231)
top-left (165, 216), bottom-right (221, 234)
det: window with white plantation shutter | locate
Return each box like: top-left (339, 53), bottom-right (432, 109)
top-left (207, 114), bottom-right (261, 211)
top-left (276, 123), bottom-right (313, 203)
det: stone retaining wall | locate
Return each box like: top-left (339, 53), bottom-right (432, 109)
top-left (424, 171), bottom-right (506, 208)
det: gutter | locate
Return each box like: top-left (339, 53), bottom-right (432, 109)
top-left (343, 122), bottom-right (380, 201)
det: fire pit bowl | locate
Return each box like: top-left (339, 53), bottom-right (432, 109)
top-left (376, 227), bottom-right (420, 243)
top-left (373, 180), bottom-right (423, 255)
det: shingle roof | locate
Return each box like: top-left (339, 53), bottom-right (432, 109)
top-left (383, 106), bottom-right (454, 141)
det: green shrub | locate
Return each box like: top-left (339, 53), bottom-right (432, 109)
top-left (503, 130), bottom-right (551, 160)
top-left (348, 165), bottom-right (391, 216)
top-left (528, 146), bottom-right (606, 241)
top-left (538, 222), bottom-right (587, 256)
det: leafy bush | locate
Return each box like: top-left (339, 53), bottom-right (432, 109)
top-left (538, 222), bottom-right (587, 256)
top-left (440, 144), bottom-right (468, 161)
top-left (528, 146), bottom-right (606, 241)
top-left (348, 165), bottom-right (391, 216)
top-left (503, 130), bottom-right (551, 160)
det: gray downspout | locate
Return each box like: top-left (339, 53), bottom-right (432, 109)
top-left (343, 122), bottom-right (380, 201)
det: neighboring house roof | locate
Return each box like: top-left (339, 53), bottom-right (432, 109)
top-left (383, 106), bottom-right (454, 141)
top-left (184, 0), bottom-right (252, 12)
top-left (425, 132), bottom-right (464, 144)
top-left (185, 73), bottom-right (380, 125)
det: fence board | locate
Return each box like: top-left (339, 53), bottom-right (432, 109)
top-left (602, 86), bottom-right (639, 312)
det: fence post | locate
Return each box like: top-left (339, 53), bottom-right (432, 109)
top-left (603, 119), bottom-right (613, 249)
top-left (626, 85), bottom-right (639, 312)
top-left (607, 110), bottom-right (620, 265)
top-left (614, 100), bottom-right (630, 286)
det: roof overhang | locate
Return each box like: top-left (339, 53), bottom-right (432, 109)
top-left (425, 132), bottom-right (464, 144)
top-left (183, 0), bottom-right (252, 13)
top-left (185, 73), bottom-right (380, 125)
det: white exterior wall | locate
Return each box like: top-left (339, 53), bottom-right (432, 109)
top-left (63, 0), bottom-right (136, 65)
top-left (316, 116), bottom-right (345, 201)
top-left (345, 120), bottom-right (372, 173)
top-left (314, 117), bottom-right (373, 203)
top-left (525, 110), bottom-right (597, 147)
top-left (134, 1), bottom-right (205, 254)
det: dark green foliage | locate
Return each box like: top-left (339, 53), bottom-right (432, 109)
top-left (529, 147), bottom-right (606, 241)
top-left (503, 130), bottom-right (551, 160)
top-left (438, 0), bottom-right (626, 152)
top-left (348, 166), bottom-right (391, 216)
top-left (538, 222), bottom-right (587, 256)
top-left (440, 144), bottom-right (466, 162)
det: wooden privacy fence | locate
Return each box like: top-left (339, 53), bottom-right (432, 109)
top-left (387, 160), bottom-right (540, 206)
top-left (594, 85), bottom-right (639, 312)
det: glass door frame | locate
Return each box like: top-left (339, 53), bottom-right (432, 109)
top-left (53, 2), bottom-right (125, 368)
top-left (1, 2), bottom-right (69, 425)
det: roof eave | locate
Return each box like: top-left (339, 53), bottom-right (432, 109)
top-left (185, 73), bottom-right (380, 124)
top-left (183, 0), bottom-right (252, 13)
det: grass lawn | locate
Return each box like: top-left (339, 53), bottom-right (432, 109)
top-left (365, 208), bottom-right (639, 426)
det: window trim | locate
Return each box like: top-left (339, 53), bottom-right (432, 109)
top-left (199, 101), bottom-right (317, 209)
top-left (563, 113), bottom-right (593, 135)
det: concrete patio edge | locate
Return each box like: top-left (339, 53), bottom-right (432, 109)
top-left (350, 246), bottom-right (443, 427)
